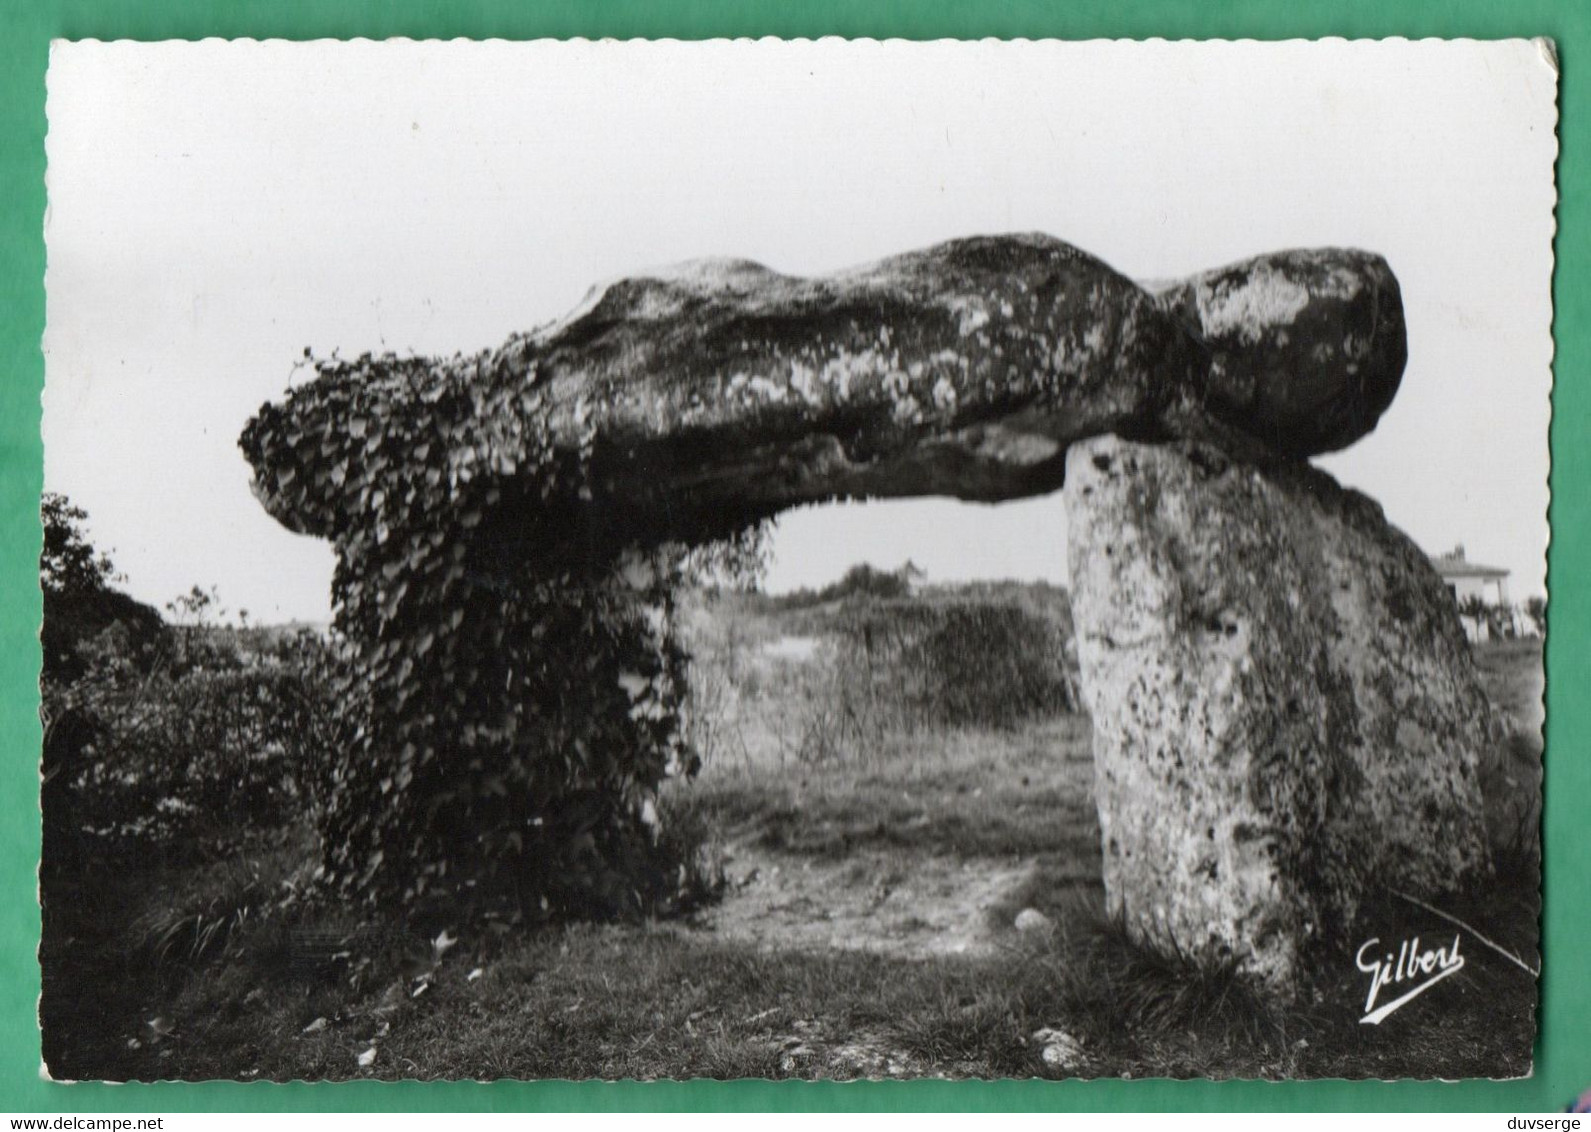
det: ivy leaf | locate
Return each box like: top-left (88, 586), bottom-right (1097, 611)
top-left (616, 671), bottom-right (648, 700)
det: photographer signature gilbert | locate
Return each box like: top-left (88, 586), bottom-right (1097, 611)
top-left (1354, 891), bottom-right (1540, 1025)
top-left (1356, 934), bottom-right (1464, 1024)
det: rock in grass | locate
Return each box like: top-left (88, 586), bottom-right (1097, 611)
top-left (1032, 1027), bottom-right (1087, 1071)
top-left (1013, 907), bottom-right (1054, 934)
top-left (1064, 435), bottom-right (1490, 993)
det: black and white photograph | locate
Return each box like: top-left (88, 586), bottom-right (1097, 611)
top-left (38, 38), bottom-right (1554, 1081)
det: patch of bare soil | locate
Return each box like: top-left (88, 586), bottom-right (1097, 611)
top-left (690, 837), bottom-right (1046, 960)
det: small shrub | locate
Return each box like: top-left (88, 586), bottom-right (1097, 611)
top-left (42, 498), bottom-right (343, 866)
top-left (678, 582), bottom-right (1083, 771)
top-left (796, 593), bottom-right (1081, 760)
top-left (133, 846), bottom-right (311, 966)
top-left (1478, 727), bottom-right (1543, 883)
top-left (819, 563), bottom-right (912, 602)
top-left (42, 600), bottom-right (346, 867)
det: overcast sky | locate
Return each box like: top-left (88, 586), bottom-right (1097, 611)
top-left (43, 39), bottom-right (1556, 623)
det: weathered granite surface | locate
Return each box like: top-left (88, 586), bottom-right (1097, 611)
top-left (1150, 248), bottom-right (1406, 457)
top-left (1064, 436), bottom-right (1491, 988)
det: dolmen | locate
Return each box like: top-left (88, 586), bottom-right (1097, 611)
top-left (242, 233), bottom-right (1492, 993)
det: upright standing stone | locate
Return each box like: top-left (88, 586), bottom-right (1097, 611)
top-left (1064, 436), bottom-right (1490, 991)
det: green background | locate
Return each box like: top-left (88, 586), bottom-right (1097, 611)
top-left (1, 0), bottom-right (1584, 1114)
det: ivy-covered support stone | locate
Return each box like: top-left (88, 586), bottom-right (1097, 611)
top-left (1064, 436), bottom-right (1491, 992)
top-left (236, 351), bottom-right (701, 913)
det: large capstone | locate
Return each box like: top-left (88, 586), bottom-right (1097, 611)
top-left (1064, 435), bottom-right (1491, 990)
top-left (244, 235), bottom-right (1404, 556)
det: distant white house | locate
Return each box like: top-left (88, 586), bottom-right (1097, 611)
top-left (1431, 544), bottom-right (1510, 606)
top-left (1430, 544), bottom-right (1535, 641)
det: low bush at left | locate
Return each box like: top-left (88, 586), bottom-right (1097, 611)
top-left (39, 492), bottom-right (346, 1078)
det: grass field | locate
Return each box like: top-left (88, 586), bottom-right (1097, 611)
top-left (38, 593), bottom-right (1542, 1082)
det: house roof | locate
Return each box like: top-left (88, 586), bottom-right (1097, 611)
top-left (1431, 554), bottom-right (1509, 579)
